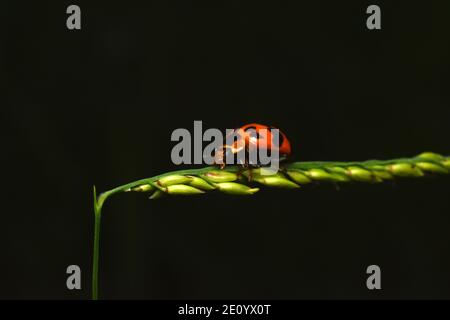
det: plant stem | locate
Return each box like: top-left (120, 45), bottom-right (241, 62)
top-left (91, 153), bottom-right (449, 299)
top-left (92, 188), bottom-right (112, 300)
top-left (92, 186), bottom-right (101, 300)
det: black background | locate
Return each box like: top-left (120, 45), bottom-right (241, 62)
top-left (2, 1), bottom-right (450, 299)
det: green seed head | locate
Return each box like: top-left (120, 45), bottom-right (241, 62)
top-left (416, 152), bottom-right (444, 161)
top-left (369, 165), bottom-right (386, 171)
top-left (370, 168), bottom-right (394, 180)
top-left (246, 170), bottom-right (300, 188)
top-left (304, 168), bottom-right (334, 181)
top-left (156, 175), bottom-right (193, 187)
top-left (325, 167), bottom-right (351, 182)
top-left (165, 184), bottom-right (205, 195)
top-left (130, 184), bottom-right (154, 192)
top-left (441, 159), bottom-right (450, 170)
top-left (305, 168), bottom-right (348, 182)
top-left (346, 166), bottom-right (376, 182)
top-left (149, 190), bottom-right (165, 200)
top-left (328, 167), bottom-right (347, 174)
top-left (286, 170), bottom-right (312, 184)
top-left (187, 175), bottom-right (216, 190)
top-left (254, 175), bottom-right (300, 189)
top-left (388, 163), bottom-right (424, 177)
top-left (201, 170), bottom-right (238, 183)
top-left (214, 182), bottom-right (259, 195)
top-left (415, 162), bottom-right (449, 174)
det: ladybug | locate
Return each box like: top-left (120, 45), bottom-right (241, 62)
top-left (214, 123), bottom-right (292, 169)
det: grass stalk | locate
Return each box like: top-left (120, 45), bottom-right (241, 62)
top-left (91, 152), bottom-right (449, 299)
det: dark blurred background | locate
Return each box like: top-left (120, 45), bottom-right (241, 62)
top-left (2, 1), bottom-right (450, 299)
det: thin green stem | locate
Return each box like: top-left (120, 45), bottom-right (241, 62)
top-left (92, 186), bottom-right (100, 300)
top-left (92, 187), bottom-right (110, 300)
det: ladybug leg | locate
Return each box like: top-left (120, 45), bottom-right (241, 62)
top-left (242, 161), bottom-right (253, 182)
top-left (247, 167), bottom-right (253, 182)
top-left (212, 159), bottom-right (225, 169)
top-left (236, 163), bottom-right (252, 181)
top-left (236, 163), bottom-right (246, 180)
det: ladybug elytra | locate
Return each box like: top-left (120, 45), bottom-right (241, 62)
top-left (214, 123), bottom-right (292, 168)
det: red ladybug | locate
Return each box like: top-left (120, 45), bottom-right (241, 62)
top-left (214, 123), bottom-right (292, 168)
